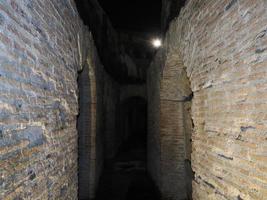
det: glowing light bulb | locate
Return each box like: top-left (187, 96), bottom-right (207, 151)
top-left (152, 38), bottom-right (162, 48)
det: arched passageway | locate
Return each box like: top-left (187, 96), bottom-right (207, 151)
top-left (119, 96), bottom-right (147, 149)
top-left (77, 63), bottom-right (95, 200)
top-left (160, 58), bottom-right (193, 200)
top-left (2, 1), bottom-right (267, 200)
top-left (147, 51), bottom-right (194, 200)
top-left (95, 96), bottom-right (160, 200)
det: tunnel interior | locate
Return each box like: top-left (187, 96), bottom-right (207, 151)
top-left (94, 96), bottom-right (160, 200)
top-left (74, 0), bottom-right (192, 199)
top-left (1, 1), bottom-right (264, 200)
top-left (119, 96), bottom-right (147, 151)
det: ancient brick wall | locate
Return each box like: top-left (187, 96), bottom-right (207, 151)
top-left (78, 61), bottom-right (92, 199)
top-left (148, 0), bottom-right (267, 199)
top-left (77, 33), bottom-right (121, 199)
top-left (78, 33), bottom-right (101, 200)
top-left (0, 0), bottom-right (85, 199)
top-left (148, 50), bottom-right (192, 199)
top-left (0, 1), bottom-right (121, 199)
top-left (160, 58), bottom-right (192, 200)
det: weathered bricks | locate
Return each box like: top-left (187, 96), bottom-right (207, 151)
top-left (0, 0), bottom-right (121, 199)
top-left (148, 0), bottom-right (267, 199)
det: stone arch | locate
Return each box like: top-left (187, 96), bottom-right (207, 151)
top-left (118, 85), bottom-right (147, 146)
top-left (159, 50), bottom-right (193, 200)
top-left (77, 34), bottom-right (98, 200)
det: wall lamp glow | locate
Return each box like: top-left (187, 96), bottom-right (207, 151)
top-left (152, 38), bottom-right (162, 48)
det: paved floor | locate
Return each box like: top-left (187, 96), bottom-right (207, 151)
top-left (94, 139), bottom-right (160, 200)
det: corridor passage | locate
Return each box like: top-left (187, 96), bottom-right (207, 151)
top-left (95, 137), bottom-right (160, 200)
top-left (1, 0), bottom-right (267, 200)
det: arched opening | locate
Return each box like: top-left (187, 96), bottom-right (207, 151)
top-left (147, 52), bottom-right (194, 200)
top-left (77, 63), bottom-right (92, 199)
top-left (77, 62), bottom-right (99, 200)
top-left (95, 96), bottom-right (160, 200)
top-left (119, 96), bottom-right (147, 151)
top-left (159, 57), bottom-right (194, 200)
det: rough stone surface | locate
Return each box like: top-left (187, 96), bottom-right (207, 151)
top-left (148, 50), bottom-right (193, 200)
top-left (0, 1), bottom-right (120, 199)
top-left (0, 0), bottom-right (84, 199)
top-left (148, 0), bottom-right (267, 199)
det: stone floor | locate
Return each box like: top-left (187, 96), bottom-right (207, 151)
top-left (94, 138), bottom-right (160, 200)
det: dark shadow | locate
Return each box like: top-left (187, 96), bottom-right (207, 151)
top-left (183, 84), bottom-right (194, 200)
top-left (119, 96), bottom-right (147, 150)
top-left (184, 103), bottom-right (194, 200)
top-left (95, 96), bottom-right (160, 200)
top-left (77, 63), bottom-right (92, 200)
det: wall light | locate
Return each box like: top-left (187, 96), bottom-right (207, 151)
top-left (152, 38), bottom-right (162, 48)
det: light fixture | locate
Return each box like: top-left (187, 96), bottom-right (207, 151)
top-left (152, 38), bottom-right (162, 48)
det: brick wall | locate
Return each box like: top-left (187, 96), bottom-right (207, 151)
top-left (78, 32), bottom-right (101, 200)
top-left (148, 0), bottom-right (267, 199)
top-left (78, 61), bottom-right (92, 199)
top-left (0, 0), bottom-right (85, 199)
top-left (148, 50), bottom-right (192, 199)
top-left (161, 64), bottom-right (191, 200)
top-left (77, 32), bottom-right (121, 199)
top-left (0, 1), bottom-right (121, 199)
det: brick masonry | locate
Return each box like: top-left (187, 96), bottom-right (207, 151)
top-left (0, 0), bottom-right (84, 199)
top-left (78, 32), bottom-right (121, 199)
top-left (148, 50), bottom-right (193, 199)
top-left (148, 0), bottom-right (267, 199)
top-left (0, 0), bottom-right (121, 199)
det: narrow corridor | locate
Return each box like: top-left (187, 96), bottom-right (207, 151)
top-left (94, 96), bottom-right (160, 200)
top-left (95, 138), bottom-right (160, 200)
top-left (1, 1), bottom-right (267, 200)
